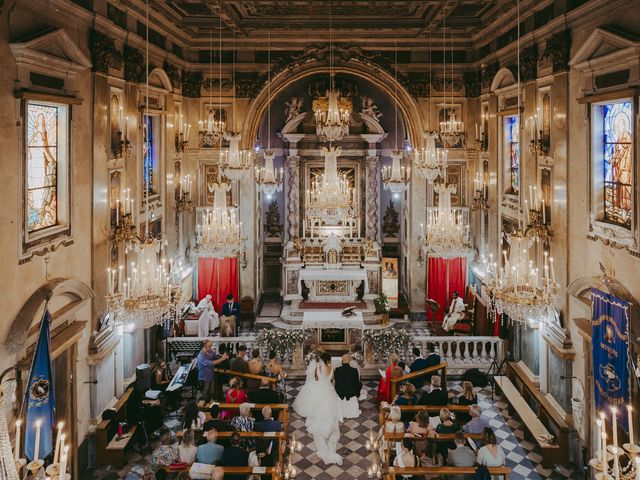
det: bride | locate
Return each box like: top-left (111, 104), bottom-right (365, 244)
top-left (292, 351), bottom-right (343, 465)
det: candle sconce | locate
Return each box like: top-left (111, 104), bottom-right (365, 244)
top-left (474, 132), bottom-right (488, 152)
top-left (114, 213), bottom-right (139, 253)
top-left (175, 175), bottom-right (193, 214)
top-left (524, 208), bottom-right (552, 243)
top-left (471, 188), bottom-right (489, 212)
top-left (114, 131), bottom-right (132, 160)
top-left (590, 406), bottom-right (640, 480)
top-left (175, 132), bottom-right (189, 153)
top-left (529, 129), bottom-right (550, 157)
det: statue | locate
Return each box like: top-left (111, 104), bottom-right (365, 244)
top-left (265, 198), bottom-right (282, 237)
top-left (360, 96), bottom-right (382, 120)
top-left (382, 200), bottom-right (400, 237)
top-left (284, 96), bottom-right (304, 122)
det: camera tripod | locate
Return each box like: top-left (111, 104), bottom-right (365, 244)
top-left (485, 350), bottom-right (513, 400)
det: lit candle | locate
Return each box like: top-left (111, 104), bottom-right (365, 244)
top-left (33, 419), bottom-right (42, 461)
top-left (60, 446), bottom-right (69, 478)
top-left (602, 432), bottom-right (608, 474)
top-left (629, 405), bottom-right (635, 447)
top-left (542, 199), bottom-right (546, 224)
top-left (14, 419), bottom-right (21, 460)
top-left (612, 407), bottom-right (619, 449)
top-left (549, 257), bottom-right (556, 283)
top-left (53, 422), bottom-right (63, 464)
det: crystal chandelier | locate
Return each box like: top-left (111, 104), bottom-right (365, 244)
top-left (221, 133), bottom-right (252, 181)
top-left (483, 233), bottom-right (558, 325)
top-left (198, 107), bottom-right (226, 148)
top-left (440, 111), bottom-right (464, 134)
top-left (195, 179), bottom-right (244, 258)
top-left (419, 182), bottom-right (471, 258)
top-left (415, 132), bottom-right (448, 182)
top-left (305, 146), bottom-right (355, 224)
top-left (382, 149), bottom-right (411, 194)
top-left (256, 151), bottom-right (283, 198)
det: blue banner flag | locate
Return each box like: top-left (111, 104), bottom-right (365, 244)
top-left (591, 288), bottom-right (630, 429)
top-left (24, 309), bottom-right (56, 461)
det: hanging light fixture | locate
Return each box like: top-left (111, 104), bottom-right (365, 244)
top-left (222, 23), bottom-right (253, 181)
top-left (313, 4), bottom-right (351, 142)
top-left (256, 32), bottom-right (284, 198)
top-left (440, 23), bottom-right (464, 136)
top-left (198, 21), bottom-right (226, 148)
top-left (382, 36), bottom-right (411, 194)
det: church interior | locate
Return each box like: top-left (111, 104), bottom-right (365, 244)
top-left (1, 0), bottom-right (640, 479)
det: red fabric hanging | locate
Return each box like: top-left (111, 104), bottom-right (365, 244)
top-left (197, 257), bottom-right (239, 312)
top-left (447, 257), bottom-right (467, 301)
top-left (427, 257), bottom-right (448, 322)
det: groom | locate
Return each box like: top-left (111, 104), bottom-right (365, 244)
top-left (334, 354), bottom-right (362, 401)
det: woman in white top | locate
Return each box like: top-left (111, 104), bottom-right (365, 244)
top-left (393, 439), bottom-right (421, 480)
top-left (476, 427), bottom-right (506, 480)
top-left (379, 405), bottom-right (404, 461)
top-left (178, 428), bottom-right (198, 465)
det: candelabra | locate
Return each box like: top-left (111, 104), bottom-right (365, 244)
top-left (175, 132), bottom-right (188, 153)
top-left (529, 130), bottom-right (550, 157)
top-left (313, 76), bottom-right (351, 142)
top-left (590, 406), bottom-right (640, 480)
top-left (282, 433), bottom-right (302, 479)
top-left (440, 112), bottom-right (464, 134)
top-left (175, 175), bottom-right (193, 214)
top-left (523, 185), bottom-right (551, 242)
top-left (414, 132), bottom-right (447, 182)
top-left (256, 151), bottom-right (284, 198)
top-left (114, 131), bottom-right (132, 160)
top-left (198, 108), bottom-right (226, 148)
top-left (113, 214), bottom-right (138, 254)
top-left (382, 150), bottom-right (411, 194)
top-left (364, 430), bottom-right (383, 479)
top-left (471, 174), bottom-right (489, 212)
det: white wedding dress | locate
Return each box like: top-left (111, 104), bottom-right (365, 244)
top-left (292, 360), bottom-right (343, 465)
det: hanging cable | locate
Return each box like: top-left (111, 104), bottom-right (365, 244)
top-left (145, 0), bottom-right (150, 235)
top-left (267, 32), bottom-right (271, 151)
top-left (395, 34), bottom-right (398, 150)
top-left (219, 0), bottom-right (222, 134)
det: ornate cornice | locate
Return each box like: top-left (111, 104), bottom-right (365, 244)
top-left (520, 44), bottom-right (539, 81)
top-left (400, 72), bottom-right (430, 98)
top-left (182, 70), bottom-right (203, 98)
top-left (89, 29), bottom-right (117, 74)
top-left (123, 45), bottom-right (145, 82)
top-left (482, 62), bottom-right (499, 89)
top-left (542, 30), bottom-right (572, 73)
top-left (163, 60), bottom-right (182, 89)
top-left (235, 72), bottom-right (268, 98)
top-left (463, 70), bottom-right (482, 98)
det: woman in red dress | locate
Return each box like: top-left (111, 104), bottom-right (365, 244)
top-left (377, 354), bottom-right (403, 403)
top-left (223, 377), bottom-right (249, 419)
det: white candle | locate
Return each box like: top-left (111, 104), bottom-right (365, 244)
top-left (612, 407), bottom-right (619, 448)
top-left (602, 432), bottom-right (608, 473)
top-left (60, 450), bottom-right (68, 478)
top-left (542, 199), bottom-right (546, 224)
top-left (53, 422), bottom-right (63, 464)
top-left (529, 185), bottom-right (533, 206)
top-left (635, 457), bottom-right (640, 480)
top-left (629, 405), bottom-right (635, 446)
top-left (33, 419), bottom-right (42, 461)
top-left (549, 257), bottom-right (556, 283)
top-left (14, 419), bottom-right (21, 460)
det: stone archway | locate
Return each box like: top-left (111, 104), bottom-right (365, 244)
top-left (241, 60), bottom-right (425, 150)
top-left (490, 67), bottom-right (517, 92)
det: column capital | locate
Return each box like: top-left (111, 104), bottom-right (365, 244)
top-left (366, 156), bottom-right (380, 167)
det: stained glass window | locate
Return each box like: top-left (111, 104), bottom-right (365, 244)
top-left (505, 115), bottom-right (520, 194)
top-left (601, 101), bottom-right (632, 227)
top-left (26, 103), bottom-right (60, 232)
top-left (143, 114), bottom-right (156, 195)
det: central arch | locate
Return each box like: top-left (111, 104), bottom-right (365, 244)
top-left (241, 60), bottom-right (426, 150)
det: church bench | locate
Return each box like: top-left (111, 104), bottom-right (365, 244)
top-left (388, 466), bottom-right (511, 479)
top-left (389, 362), bottom-right (448, 400)
top-left (213, 368), bottom-right (278, 385)
top-left (95, 388), bottom-right (135, 468)
top-left (201, 402), bottom-right (290, 425)
top-left (494, 375), bottom-right (560, 467)
top-left (379, 404), bottom-right (471, 426)
top-left (382, 432), bottom-right (483, 467)
top-left (163, 465), bottom-right (277, 478)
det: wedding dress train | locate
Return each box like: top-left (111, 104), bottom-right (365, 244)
top-left (292, 360), bottom-right (344, 465)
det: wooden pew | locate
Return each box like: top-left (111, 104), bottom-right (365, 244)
top-left (200, 402), bottom-right (289, 425)
top-left (389, 362), bottom-right (448, 400)
top-left (388, 466), bottom-right (511, 479)
top-left (165, 465), bottom-right (278, 478)
top-left (95, 388), bottom-right (135, 468)
top-left (381, 432), bottom-right (482, 462)
top-left (213, 368), bottom-right (278, 385)
top-left (378, 404), bottom-right (471, 426)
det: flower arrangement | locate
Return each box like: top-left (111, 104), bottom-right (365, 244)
top-left (304, 349), bottom-right (325, 365)
top-left (376, 292), bottom-right (391, 313)
top-left (256, 328), bottom-right (309, 358)
top-left (363, 328), bottom-right (411, 356)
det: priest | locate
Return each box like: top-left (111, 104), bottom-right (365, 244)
top-left (441, 291), bottom-right (466, 332)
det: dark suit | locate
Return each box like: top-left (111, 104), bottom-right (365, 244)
top-left (418, 387), bottom-right (448, 414)
top-left (249, 387), bottom-right (281, 404)
top-left (408, 357), bottom-right (429, 389)
top-left (423, 352), bottom-right (441, 382)
top-left (222, 446), bottom-right (249, 480)
top-left (334, 363), bottom-right (362, 400)
top-left (229, 355), bottom-right (248, 374)
top-left (222, 301), bottom-right (241, 317)
top-left (255, 419), bottom-right (282, 433)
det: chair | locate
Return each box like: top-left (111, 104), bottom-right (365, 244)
top-left (240, 296), bottom-right (255, 331)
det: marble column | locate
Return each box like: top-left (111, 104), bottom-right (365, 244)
top-left (365, 156), bottom-right (381, 242)
top-left (285, 155), bottom-right (300, 242)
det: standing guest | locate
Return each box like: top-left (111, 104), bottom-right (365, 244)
top-left (197, 339), bottom-right (229, 402)
top-left (435, 408), bottom-right (461, 463)
top-left (231, 402), bottom-right (255, 432)
top-left (447, 431), bottom-right (476, 480)
top-left (222, 433), bottom-right (249, 480)
top-left (204, 404), bottom-right (231, 432)
top-left (255, 406), bottom-right (282, 432)
top-left (408, 347), bottom-right (429, 389)
top-left (247, 349), bottom-right (264, 391)
top-left (476, 428), bottom-right (506, 479)
top-left (249, 378), bottom-right (280, 404)
top-left (195, 428), bottom-right (224, 465)
top-left (230, 345), bottom-right (249, 373)
top-left (423, 343), bottom-right (441, 383)
top-left (454, 381), bottom-right (477, 423)
top-left (418, 375), bottom-right (448, 411)
top-left (463, 405), bottom-right (488, 437)
top-left (222, 293), bottom-right (241, 317)
top-left (377, 354), bottom-right (403, 403)
top-left (179, 428), bottom-right (198, 465)
top-left (265, 350), bottom-right (287, 395)
top-left (182, 400), bottom-right (206, 430)
top-left (152, 427), bottom-right (178, 473)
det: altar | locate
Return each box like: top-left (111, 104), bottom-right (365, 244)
top-left (302, 310), bottom-right (364, 349)
top-left (298, 268), bottom-right (368, 301)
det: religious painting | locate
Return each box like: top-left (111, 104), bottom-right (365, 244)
top-left (504, 115), bottom-right (520, 194)
top-left (203, 164), bottom-right (233, 206)
top-left (540, 167), bottom-right (552, 225)
top-left (320, 328), bottom-right (346, 344)
top-left (382, 258), bottom-right (398, 279)
top-left (110, 90), bottom-right (123, 158)
top-left (595, 100), bottom-right (633, 227)
top-left (26, 102), bottom-right (62, 232)
top-left (434, 164), bottom-right (462, 206)
top-left (286, 270), bottom-right (299, 296)
top-left (220, 315), bottom-right (237, 337)
top-left (382, 257), bottom-right (399, 308)
top-left (109, 170), bottom-right (122, 228)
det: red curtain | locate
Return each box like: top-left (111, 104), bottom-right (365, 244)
top-left (197, 257), bottom-right (239, 312)
top-left (427, 257), bottom-right (467, 322)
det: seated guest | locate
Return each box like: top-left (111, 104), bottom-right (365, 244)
top-left (265, 350), bottom-right (286, 394)
top-left (247, 349), bottom-right (265, 391)
top-left (248, 438), bottom-right (275, 477)
top-left (377, 354), bottom-right (403, 403)
top-left (378, 405), bottom-right (404, 462)
top-left (152, 427), bottom-right (178, 472)
top-left (476, 427), bottom-right (505, 479)
top-left (435, 408), bottom-right (461, 463)
top-left (195, 428), bottom-right (224, 465)
top-left (179, 428), bottom-right (198, 465)
top-left (255, 406), bottom-right (282, 432)
top-left (249, 378), bottom-right (280, 404)
top-left (393, 382), bottom-right (418, 406)
top-left (392, 438), bottom-right (420, 476)
top-left (406, 409), bottom-right (430, 455)
top-left (418, 375), bottom-right (448, 412)
top-left (231, 402), bottom-right (255, 432)
top-left (423, 343), bottom-right (441, 383)
top-left (229, 345), bottom-right (248, 373)
top-left (463, 405), bottom-right (488, 438)
top-left (183, 400), bottom-right (206, 430)
top-left (222, 433), bottom-right (249, 480)
top-left (408, 347), bottom-right (429, 389)
top-left (226, 377), bottom-right (249, 404)
top-left (447, 431), bottom-right (476, 480)
top-left (454, 381), bottom-right (477, 423)
top-left (204, 404), bottom-right (231, 432)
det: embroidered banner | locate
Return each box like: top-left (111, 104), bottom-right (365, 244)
top-left (591, 288), bottom-right (630, 429)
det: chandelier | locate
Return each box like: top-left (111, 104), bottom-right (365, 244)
top-left (198, 107), bottom-right (226, 148)
top-left (420, 182), bottom-right (471, 258)
top-left (483, 232), bottom-right (558, 325)
top-left (195, 180), bottom-right (244, 258)
top-left (415, 132), bottom-right (448, 182)
top-left (221, 133), bottom-right (252, 181)
top-left (382, 149), bottom-right (411, 193)
top-left (440, 110), bottom-right (465, 134)
top-left (313, 77), bottom-right (351, 142)
top-left (305, 146), bottom-right (355, 224)
top-left (256, 151), bottom-right (283, 198)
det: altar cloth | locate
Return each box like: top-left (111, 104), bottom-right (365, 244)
top-left (301, 310), bottom-right (365, 330)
